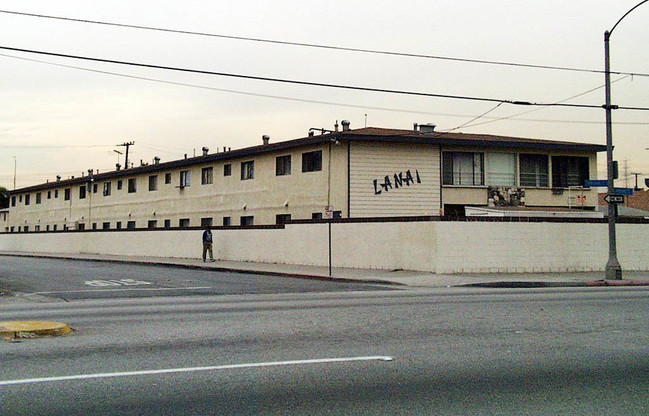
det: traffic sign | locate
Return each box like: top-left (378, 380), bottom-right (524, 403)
top-left (613, 187), bottom-right (633, 195)
top-left (584, 179), bottom-right (608, 187)
top-left (604, 194), bottom-right (625, 204)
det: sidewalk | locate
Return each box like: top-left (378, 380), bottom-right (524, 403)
top-left (3, 251), bottom-right (649, 288)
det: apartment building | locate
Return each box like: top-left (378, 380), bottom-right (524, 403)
top-left (4, 122), bottom-right (606, 232)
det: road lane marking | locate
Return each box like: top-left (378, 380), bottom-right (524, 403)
top-left (85, 279), bottom-right (153, 287)
top-left (21, 287), bottom-right (213, 297)
top-left (0, 356), bottom-right (394, 386)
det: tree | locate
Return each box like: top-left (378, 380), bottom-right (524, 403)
top-left (0, 186), bottom-right (8, 209)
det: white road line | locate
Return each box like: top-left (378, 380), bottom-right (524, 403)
top-left (0, 356), bottom-right (394, 386)
top-left (21, 287), bottom-right (213, 297)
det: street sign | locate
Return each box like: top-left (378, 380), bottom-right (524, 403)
top-left (613, 187), bottom-right (633, 195)
top-left (584, 179), bottom-right (608, 187)
top-left (604, 194), bottom-right (625, 204)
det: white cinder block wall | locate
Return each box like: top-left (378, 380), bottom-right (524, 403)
top-left (1, 221), bottom-right (648, 273)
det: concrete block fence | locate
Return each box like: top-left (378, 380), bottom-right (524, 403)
top-left (1, 220), bottom-right (647, 273)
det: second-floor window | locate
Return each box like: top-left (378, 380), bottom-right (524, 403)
top-left (103, 182), bottom-right (112, 196)
top-left (149, 175), bottom-right (158, 191)
top-left (276, 155), bottom-right (291, 176)
top-left (241, 161), bottom-right (254, 180)
top-left (201, 167), bottom-right (213, 185)
top-left (128, 178), bottom-right (136, 193)
top-left (302, 151), bottom-right (322, 172)
top-left (79, 186), bottom-right (86, 199)
top-left (180, 170), bottom-right (191, 187)
top-left (443, 152), bottom-right (484, 186)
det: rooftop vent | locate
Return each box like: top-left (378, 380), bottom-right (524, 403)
top-left (116, 163), bottom-right (121, 171)
top-left (262, 135), bottom-right (270, 145)
top-left (341, 120), bottom-right (351, 132)
top-left (56, 175), bottom-right (61, 181)
top-left (153, 157), bottom-right (160, 165)
top-left (419, 123), bottom-right (436, 135)
top-left (202, 147), bottom-right (209, 156)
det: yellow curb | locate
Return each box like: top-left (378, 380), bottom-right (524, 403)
top-left (0, 321), bottom-right (73, 339)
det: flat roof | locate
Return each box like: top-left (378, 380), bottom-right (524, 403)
top-left (10, 127), bottom-right (606, 194)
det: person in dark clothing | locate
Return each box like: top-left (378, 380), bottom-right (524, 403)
top-left (202, 228), bottom-right (215, 262)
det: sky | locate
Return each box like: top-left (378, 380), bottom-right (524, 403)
top-left (1, 0), bottom-right (648, 190)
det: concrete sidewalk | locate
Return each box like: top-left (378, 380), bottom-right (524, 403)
top-left (3, 251), bottom-right (649, 288)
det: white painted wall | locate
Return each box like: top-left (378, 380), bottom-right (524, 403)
top-left (1, 221), bottom-right (648, 273)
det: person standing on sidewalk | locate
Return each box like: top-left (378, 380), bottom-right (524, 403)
top-left (202, 228), bottom-right (215, 262)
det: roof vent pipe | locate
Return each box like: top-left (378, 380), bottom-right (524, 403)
top-left (341, 120), bottom-right (351, 131)
top-left (419, 123), bottom-right (436, 135)
top-left (202, 147), bottom-right (209, 156)
top-left (262, 135), bottom-right (270, 145)
top-left (413, 123), bottom-right (418, 131)
top-left (56, 175), bottom-right (61, 181)
top-left (116, 164), bottom-right (121, 171)
top-left (153, 157), bottom-right (160, 165)
top-left (334, 121), bottom-right (339, 132)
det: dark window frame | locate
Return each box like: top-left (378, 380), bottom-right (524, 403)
top-left (302, 150), bottom-right (322, 173)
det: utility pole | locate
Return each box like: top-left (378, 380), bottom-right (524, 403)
top-left (631, 172), bottom-right (643, 190)
top-left (117, 141), bottom-right (135, 170)
top-left (13, 156), bottom-right (16, 190)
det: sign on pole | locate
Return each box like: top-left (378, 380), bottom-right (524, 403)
top-left (604, 194), bottom-right (625, 204)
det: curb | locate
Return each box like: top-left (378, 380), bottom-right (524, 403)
top-left (0, 253), bottom-right (405, 287)
top-left (0, 321), bottom-right (73, 340)
top-left (586, 279), bottom-right (649, 287)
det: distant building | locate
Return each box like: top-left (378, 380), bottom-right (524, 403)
top-left (4, 123), bottom-right (606, 233)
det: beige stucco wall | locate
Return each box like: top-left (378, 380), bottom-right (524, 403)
top-left (2, 221), bottom-right (648, 273)
top-left (7, 143), bottom-right (349, 231)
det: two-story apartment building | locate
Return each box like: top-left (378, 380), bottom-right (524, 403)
top-left (4, 122), bottom-right (606, 232)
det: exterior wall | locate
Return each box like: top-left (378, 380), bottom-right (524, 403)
top-left (6, 143), bottom-right (349, 230)
top-left (441, 188), bottom-right (487, 206)
top-left (0, 209), bottom-right (8, 232)
top-left (2, 221), bottom-right (648, 273)
top-left (349, 141), bottom-right (441, 217)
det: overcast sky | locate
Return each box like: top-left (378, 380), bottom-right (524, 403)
top-left (1, 1), bottom-right (648, 189)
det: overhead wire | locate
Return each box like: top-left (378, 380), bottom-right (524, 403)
top-left (1, 9), bottom-right (648, 78)
top-left (4, 45), bottom-right (648, 111)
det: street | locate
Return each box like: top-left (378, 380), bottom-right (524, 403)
top-left (0, 256), bottom-right (391, 300)
top-left (2, 273), bottom-right (649, 414)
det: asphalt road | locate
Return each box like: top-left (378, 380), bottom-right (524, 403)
top-left (2, 287), bottom-right (649, 415)
top-left (0, 255), bottom-right (392, 300)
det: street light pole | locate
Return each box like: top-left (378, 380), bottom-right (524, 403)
top-left (604, 30), bottom-right (621, 280)
top-left (603, 0), bottom-right (649, 280)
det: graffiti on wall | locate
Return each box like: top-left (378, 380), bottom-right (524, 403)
top-left (373, 170), bottom-right (421, 195)
top-left (488, 186), bottom-right (526, 207)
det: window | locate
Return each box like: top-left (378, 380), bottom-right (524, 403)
top-left (224, 164), bottom-right (232, 176)
top-left (148, 220), bottom-right (157, 228)
top-left (102, 222), bottom-right (110, 230)
top-left (149, 175), bottom-right (158, 191)
top-left (92, 223), bottom-right (97, 230)
top-left (79, 186), bottom-right (86, 199)
top-left (53, 224), bottom-right (57, 231)
top-left (46, 225), bottom-right (50, 231)
top-left (128, 178), bottom-right (136, 193)
top-left (201, 167), bottom-right (213, 185)
top-left (222, 216), bottom-right (231, 226)
top-left (443, 152), bottom-right (484, 186)
top-left (116, 221), bottom-right (122, 230)
top-left (240, 216), bottom-right (254, 226)
top-left (179, 218), bottom-right (190, 228)
top-left (11, 196), bottom-right (16, 207)
top-left (241, 161), bottom-right (254, 180)
top-left (25, 194), bottom-right (30, 205)
top-left (551, 156), bottom-right (589, 188)
top-left (276, 214), bottom-right (291, 225)
top-left (64, 189), bottom-right (71, 201)
top-left (164, 219), bottom-right (171, 228)
top-left (24, 226), bottom-right (29, 232)
top-left (93, 184), bottom-right (98, 194)
top-left (276, 155), bottom-right (291, 176)
top-left (54, 190), bottom-right (59, 198)
top-left (312, 212), bottom-right (323, 220)
top-left (519, 154), bottom-right (549, 187)
top-left (180, 170), bottom-right (191, 187)
top-left (165, 173), bottom-right (172, 184)
top-left (201, 217), bottom-right (213, 227)
top-left (103, 182), bottom-right (112, 196)
top-left (127, 221), bottom-right (136, 229)
top-left (486, 153), bottom-right (517, 187)
top-left (117, 180), bottom-right (123, 190)
top-left (19, 195), bottom-right (22, 203)
top-left (77, 223), bottom-right (85, 231)
top-left (47, 191), bottom-right (51, 200)
top-left (302, 150), bottom-right (322, 172)
top-left (35, 225), bottom-right (40, 232)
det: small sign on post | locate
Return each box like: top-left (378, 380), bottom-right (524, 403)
top-left (604, 194), bottom-right (625, 204)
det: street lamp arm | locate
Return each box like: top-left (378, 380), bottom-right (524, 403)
top-left (609, 0), bottom-right (649, 36)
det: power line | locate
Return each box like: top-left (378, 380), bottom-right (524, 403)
top-left (2, 9), bottom-right (648, 78)
top-left (3, 51), bottom-right (649, 126)
top-left (5, 45), bottom-right (647, 111)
